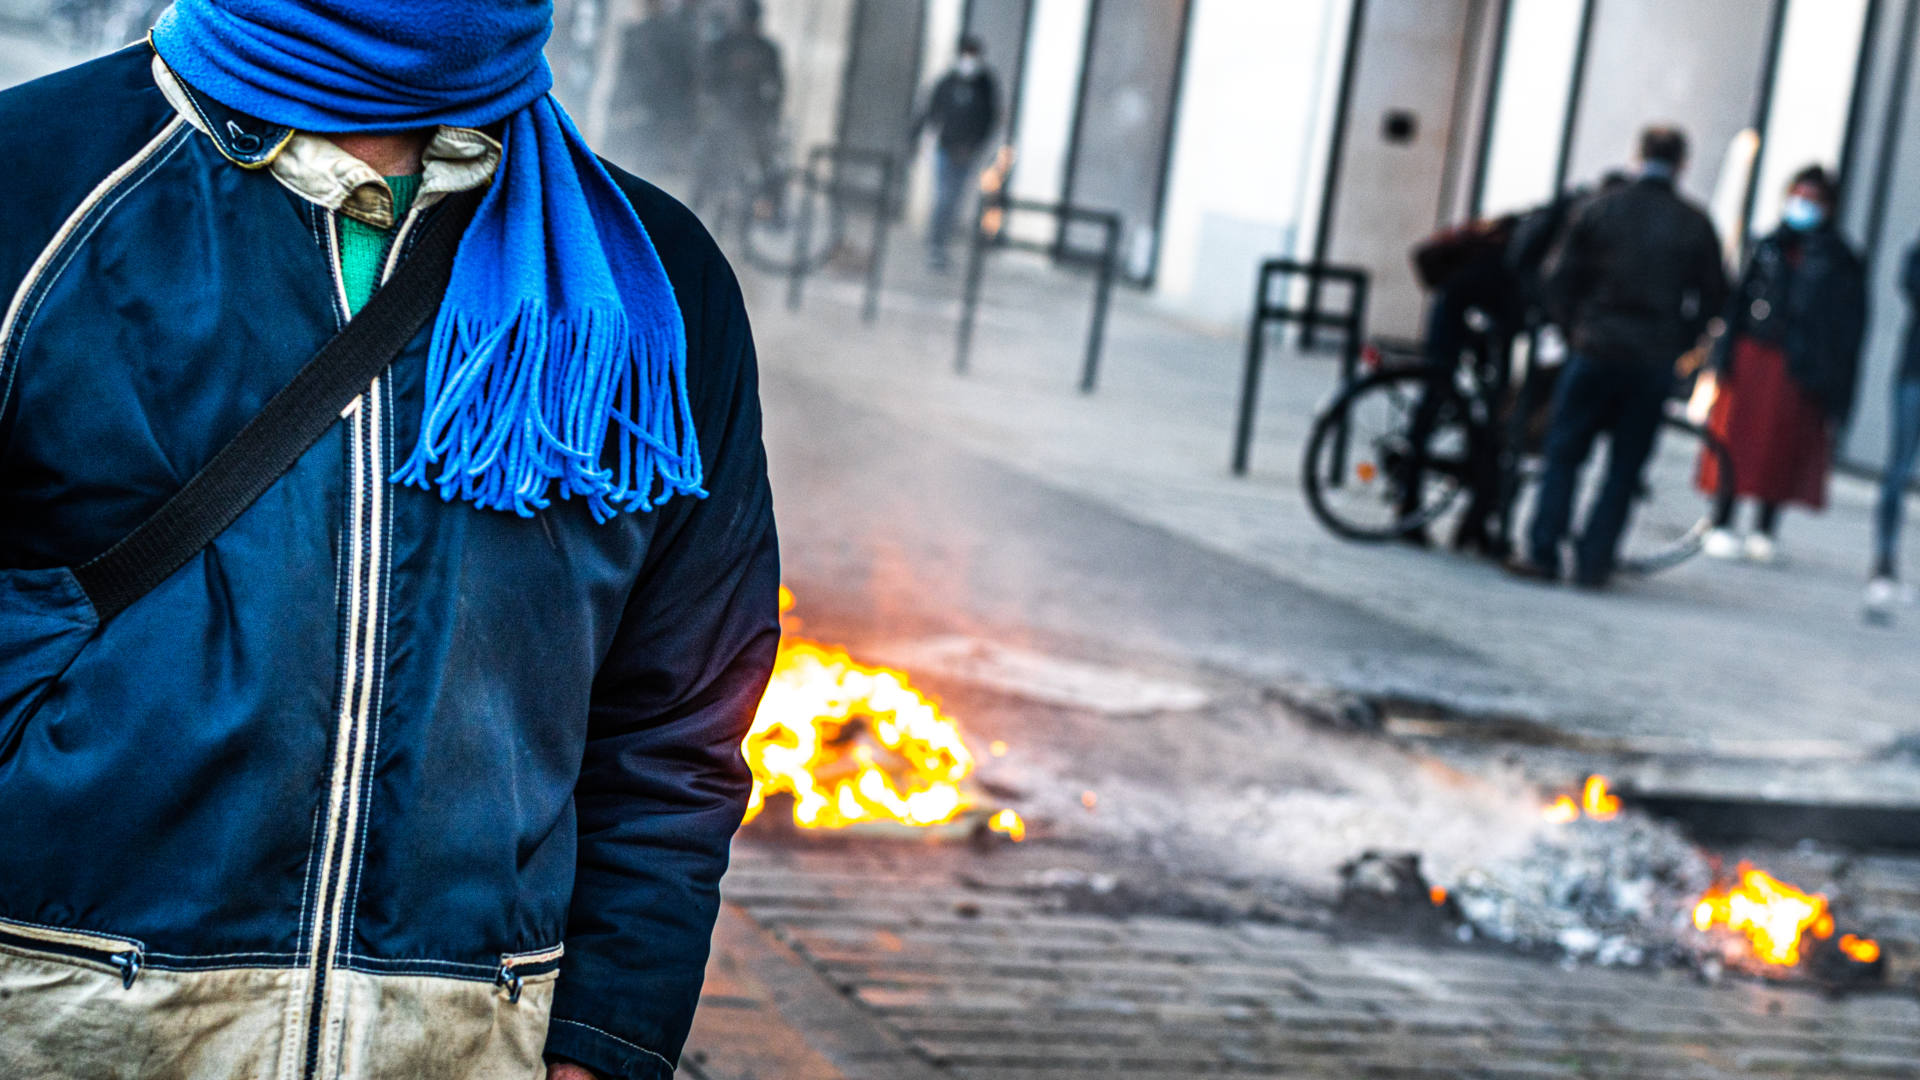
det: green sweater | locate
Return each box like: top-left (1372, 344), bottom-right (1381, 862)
top-left (337, 174), bottom-right (422, 315)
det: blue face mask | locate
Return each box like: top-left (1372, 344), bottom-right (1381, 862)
top-left (1782, 195), bottom-right (1827, 231)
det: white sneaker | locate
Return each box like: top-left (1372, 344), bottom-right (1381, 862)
top-left (1702, 529), bottom-right (1742, 560)
top-left (1744, 533), bottom-right (1778, 564)
top-left (1867, 576), bottom-right (1900, 616)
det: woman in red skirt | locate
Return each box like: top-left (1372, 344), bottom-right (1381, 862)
top-left (1699, 166), bottom-right (1867, 562)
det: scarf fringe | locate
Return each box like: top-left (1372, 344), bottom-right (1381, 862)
top-left (392, 301), bottom-right (707, 522)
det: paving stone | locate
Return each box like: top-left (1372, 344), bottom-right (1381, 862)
top-left (717, 843), bottom-right (1920, 1079)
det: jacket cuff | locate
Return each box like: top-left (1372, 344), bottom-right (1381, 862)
top-left (544, 1017), bottom-right (677, 1080)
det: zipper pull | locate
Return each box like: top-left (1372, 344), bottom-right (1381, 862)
top-left (496, 961), bottom-right (523, 1004)
top-left (110, 948), bottom-right (143, 990)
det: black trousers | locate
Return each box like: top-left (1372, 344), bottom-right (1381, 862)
top-left (1526, 354), bottom-right (1672, 583)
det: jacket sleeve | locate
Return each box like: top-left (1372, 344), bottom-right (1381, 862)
top-left (1695, 218), bottom-right (1731, 340)
top-left (1541, 204), bottom-right (1595, 332)
top-left (543, 251), bottom-right (781, 1080)
top-left (1827, 251), bottom-right (1870, 425)
top-left (1709, 241), bottom-right (1750, 376)
top-left (986, 73), bottom-right (1003, 142)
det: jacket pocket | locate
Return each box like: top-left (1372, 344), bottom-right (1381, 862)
top-left (0, 915), bottom-right (145, 988)
top-left (494, 944), bottom-right (563, 1004)
top-left (0, 567), bottom-right (100, 757)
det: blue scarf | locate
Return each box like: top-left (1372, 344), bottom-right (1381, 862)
top-left (152, 0), bottom-right (704, 521)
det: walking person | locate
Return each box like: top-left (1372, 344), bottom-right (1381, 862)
top-left (1698, 166), bottom-right (1866, 566)
top-left (913, 36), bottom-right (1000, 271)
top-left (1508, 127), bottom-right (1729, 588)
top-left (1867, 241), bottom-right (1920, 617)
top-left (0, 2), bottom-right (779, 1077)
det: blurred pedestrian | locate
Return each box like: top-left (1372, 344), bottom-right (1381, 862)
top-left (612, 0), bottom-right (698, 180)
top-left (1867, 240), bottom-right (1920, 616)
top-left (913, 36), bottom-right (1000, 270)
top-left (695, 0), bottom-right (785, 217)
top-left (1508, 127), bottom-right (1729, 588)
top-left (1698, 166), bottom-right (1865, 565)
top-left (1403, 214), bottom-right (1520, 554)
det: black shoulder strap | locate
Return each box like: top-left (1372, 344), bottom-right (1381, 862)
top-left (72, 189), bottom-right (482, 624)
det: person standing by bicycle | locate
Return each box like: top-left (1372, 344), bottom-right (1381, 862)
top-left (913, 36), bottom-right (1000, 271)
top-left (1698, 165), bottom-right (1866, 566)
top-left (1508, 127), bottom-right (1729, 588)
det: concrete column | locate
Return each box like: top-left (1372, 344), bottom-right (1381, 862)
top-left (1318, 0), bottom-right (1479, 338)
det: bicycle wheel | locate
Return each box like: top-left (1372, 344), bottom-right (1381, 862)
top-left (741, 175), bottom-right (846, 275)
top-left (1616, 411), bottom-right (1733, 575)
top-left (1303, 366), bottom-right (1475, 542)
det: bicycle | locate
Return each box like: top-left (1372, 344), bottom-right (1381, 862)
top-left (1301, 338), bottom-right (1735, 576)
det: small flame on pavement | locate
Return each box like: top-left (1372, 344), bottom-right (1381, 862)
top-left (1581, 775), bottom-right (1620, 820)
top-left (988, 809), bottom-right (1026, 843)
top-left (1839, 934), bottom-right (1881, 964)
top-left (1541, 775), bottom-right (1619, 823)
top-left (1691, 863), bottom-right (1878, 968)
top-left (743, 588), bottom-right (1022, 833)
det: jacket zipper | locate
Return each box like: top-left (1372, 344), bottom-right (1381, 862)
top-left (494, 944), bottom-right (565, 1004)
top-left (299, 205), bottom-right (414, 1080)
top-left (0, 917), bottom-right (144, 989)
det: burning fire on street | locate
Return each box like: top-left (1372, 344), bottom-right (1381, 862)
top-left (740, 588), bottom-right (1024, 839)
top-left (1533, 776), bottom-right (1881, 978)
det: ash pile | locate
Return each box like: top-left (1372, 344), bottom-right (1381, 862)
top-left (1339, 797), bottom-right (1892, 992)
top-left (1445, 812), bottom-right (1711, 967)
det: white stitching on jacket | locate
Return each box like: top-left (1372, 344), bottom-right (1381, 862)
top-left (549, 1019), bottom-right (677, 1070)
top-left (0, 117), bottom-right (186, 419)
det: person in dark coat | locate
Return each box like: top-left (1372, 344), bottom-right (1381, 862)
top-left (612, 0), bottom-right (698, 179)
top-left (913, 36), bottom-right (1000, 270)
top-left (1867, 241), bottom-right (1920, 617)
top-left (1509, 127), bottom-right (1729, 587)
top-left (1698, 165), bottom-right (1867, 564)
top-left (694, 0), bottom-right (785, 213)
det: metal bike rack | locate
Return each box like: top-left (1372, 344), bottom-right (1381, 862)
top-left (955, 195), bottom-right (1122, 394)
top-left (785, 145), bottom-right (898, 323)
top-left (1230, 259), bottom-right (1370, 477)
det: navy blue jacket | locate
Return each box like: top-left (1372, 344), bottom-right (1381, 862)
top-left (0, 45), bottom-right (779, 1080)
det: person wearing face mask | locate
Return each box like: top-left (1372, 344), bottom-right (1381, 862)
top-left (912, 37), bottom-right (1000, 270)
top-left (1697, 165), bottom-right (1867, 564)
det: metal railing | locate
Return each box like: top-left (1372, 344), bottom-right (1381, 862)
top-left (955, 195), bottom-right (1122, 394)
top-left (783, 145), bottom-right (898, 323)
top-left (1230, 259), bottom-right (1370, 476)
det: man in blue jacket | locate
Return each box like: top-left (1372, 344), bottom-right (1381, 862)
top-left (0, 2), bottom-right (780, 1078)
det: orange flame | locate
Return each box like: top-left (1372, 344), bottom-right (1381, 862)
top-left (1541, 796), bottom-right (1580, 824)
top-left (1429, 886), bottom-right (1448, 907)
top-left (1839, 934), bottom-right (1881, 964)
top-left (988, 809), bottom-right (1026, 842)
top-left (1690, 864), bottom-right (1878, 967)
top-left (1581, 775), bottom-right (1620, 820)
top-left (1541, 775), bottom-right (1619, 822)
top-left (744, 589), bottom-right (1016, 832)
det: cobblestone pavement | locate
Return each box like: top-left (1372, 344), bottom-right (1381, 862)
top-left (689, 838), bottom-right (1920, 1080)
